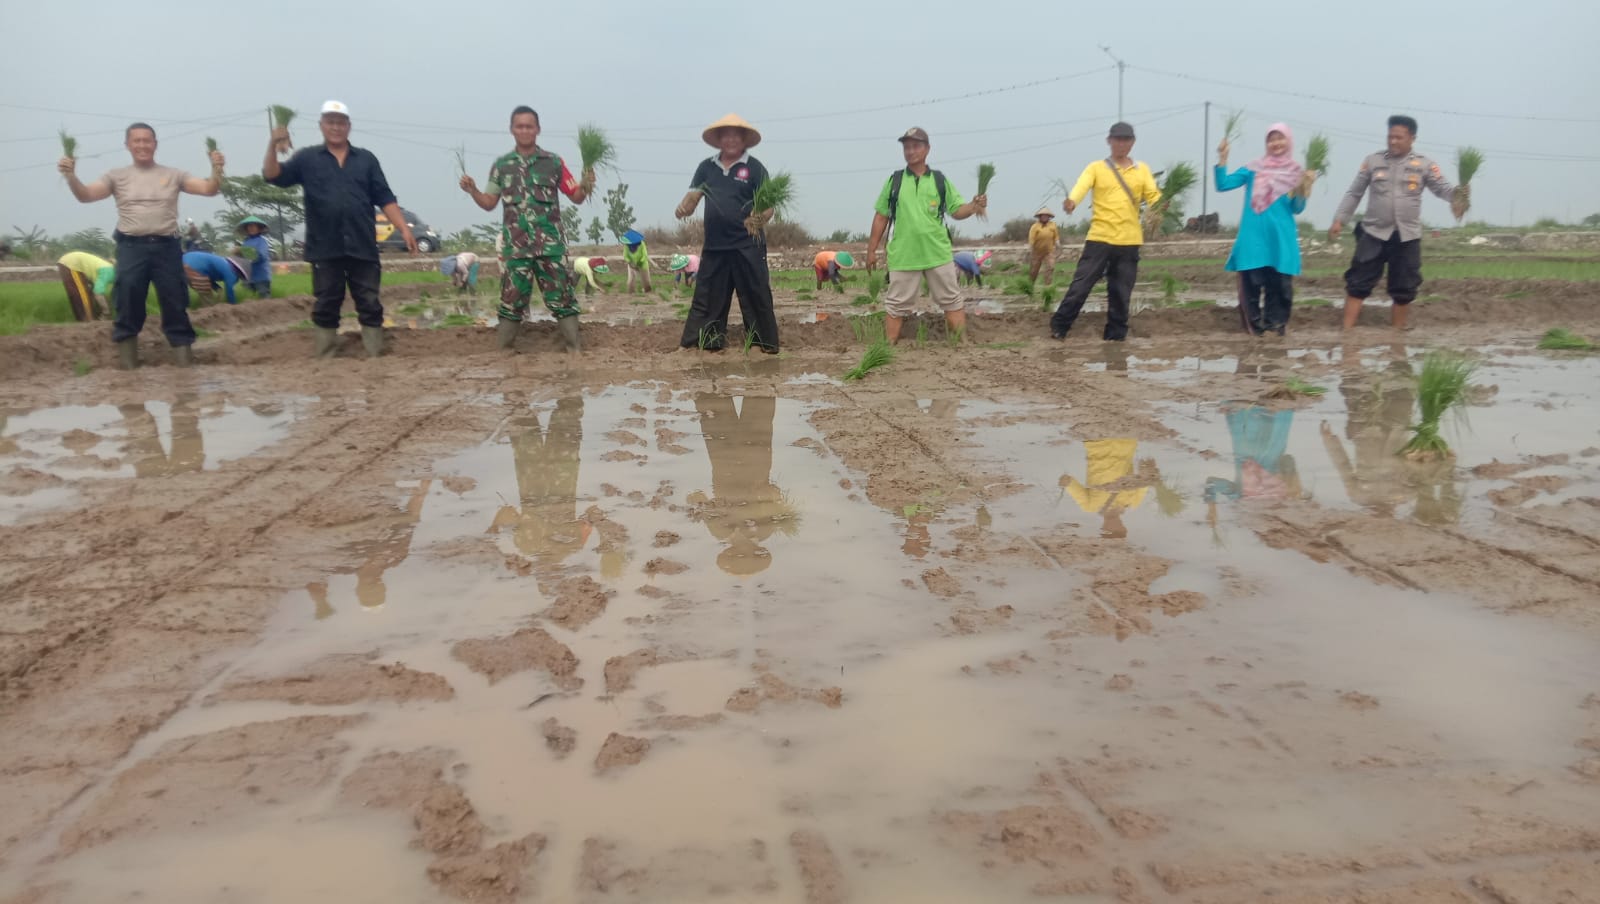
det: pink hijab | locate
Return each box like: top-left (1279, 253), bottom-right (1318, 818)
top-left (1248, 123), bottom-right (1305, 214)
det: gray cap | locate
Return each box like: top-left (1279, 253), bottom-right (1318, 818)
top-left (897, 127), bottom-right (930, 144)
top-left (1108, 121), bottom-right (1136, 138)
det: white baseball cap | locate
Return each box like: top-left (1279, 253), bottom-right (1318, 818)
top-left (319, 100), bottom-right (351, 117)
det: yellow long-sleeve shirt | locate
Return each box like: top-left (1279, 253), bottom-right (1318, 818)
top-left (1068, 160), bottom-right (1161, 246)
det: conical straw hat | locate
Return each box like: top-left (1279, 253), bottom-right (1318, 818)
top-left (702, 113), bottom-right (762, 149)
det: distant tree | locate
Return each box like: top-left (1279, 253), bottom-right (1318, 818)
top-left (825, 228), bottom-right (852, 244)
top-left (561, 206), bottom-right (583, 246)
top-left (1584, 212), bottom-right (1600, 228)
top-left (10, 225), bottom-right (49, 258)
top-left (61, 227), bottom-right (114, 258)
top-left (587, 217), bottom-right (605, 245)
top-left (219, 175), bottom-right (305, 243)
top-left (603, 184), bottom-right (635, 240)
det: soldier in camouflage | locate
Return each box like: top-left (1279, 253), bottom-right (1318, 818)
top-left (461, 105), bottom-right (593, 350)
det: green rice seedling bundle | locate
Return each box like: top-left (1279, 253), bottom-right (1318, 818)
top-left (1303, 133), bottom-right (1331, 178)
top-left (577, 124), bottom-right (617, 174)
top-left (747, 172), bottom-right (795, 235)
top-left (1400, 350), bottom-right (1477, 459)
top-left (1453, 146), bottom-right (1483, 221)
top-left (270, 105), bottom-right (296, 154)
top-left (974, 162), bottom-right (995, 219)
top-left (842, 339), bottom-right (894, 381)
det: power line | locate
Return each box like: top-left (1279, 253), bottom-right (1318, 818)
top-left (0, 112), bottom-right (261, 175)
top-left (1132, 65), bottom-right (1600, 124)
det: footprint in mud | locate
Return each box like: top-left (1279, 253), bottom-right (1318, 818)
top-left (601, 450), bottom-right (647, 463)
top-left (605, 430), bottom-right (647, 447)
top-left (653, 530), bottom-right (681, 548)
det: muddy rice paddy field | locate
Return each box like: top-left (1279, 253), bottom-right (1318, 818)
top-left (2, 247), bottom-right (1599, 903)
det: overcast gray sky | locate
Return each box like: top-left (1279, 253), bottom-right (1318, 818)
top-left (4, 0), bottom-right (1598, 243)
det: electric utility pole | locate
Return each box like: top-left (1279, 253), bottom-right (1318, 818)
top-left (1100, 45), bottom-right (1127, 121)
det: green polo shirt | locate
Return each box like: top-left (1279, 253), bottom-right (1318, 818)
top-left (874, 168), bottom-right (965, 272)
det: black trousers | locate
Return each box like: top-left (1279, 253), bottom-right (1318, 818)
top-left (111, 232), bottom-right (195, 345)
top-left (1050, 240), bottom-right (1140, 341)
top-left (311, 257), bottom-right (384, 328)
top-left (1344, 224), bottom-right (1422, 305)
top-left (1237, 267), bottom-right (1294, 334)
top-left (680, 246), bottom-right (778, 352)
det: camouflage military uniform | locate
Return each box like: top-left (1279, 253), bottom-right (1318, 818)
top-left (486, 148), bottom-right (582, 322)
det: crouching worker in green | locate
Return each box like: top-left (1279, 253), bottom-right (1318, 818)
top-left (460, 105), bottom-right (593, 351)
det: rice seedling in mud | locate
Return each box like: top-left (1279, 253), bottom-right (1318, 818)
top-left (1264, 376), bottom-right (1328, 400)
top-left (847, 312), bottom-right (888, 344)
top-left (671, 302), bottom-right (690, 320)
top-left (270, 105), bottom-right (296, 153)
top-left (974, 162), bottom-right (996, 219)
top-left (741, 325), bottom-right (759, 356)
top-left (1454, 147), bottom-right (1484, 221)
top-left (1304, 133), bottom-right (1331, 180)
top-left (696, 324), bottom-right (721, 350)
top-left (1160, 273), bottom-right (1182, 306)
top-left (59, 130), bottom-right (78, 159)
top-left (842, 340), bottom-right (895, 382)
top-left (1400, 350), bottom-right (1478, 460)
top-left (1007, 275), bottom-right (1035, 298)
top-left (577, 124), bottom-right (617, 177)
top-left (1537, 327), bottom-right (1596, 351)
top-left (945, 325), bottom-right (966, 348)
top-left (747, 172), bottom-right (795, 236)
top-left (915, 319), bottom-right (929, 347)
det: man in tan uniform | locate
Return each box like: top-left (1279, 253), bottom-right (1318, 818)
top-left (59, 122), bottom-right (225, 368)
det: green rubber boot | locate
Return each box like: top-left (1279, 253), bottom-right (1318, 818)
top-left (314, 327), bottom-right (338, 358)
top-left (497, 318), bottom-right (519, 350)
top-left (116, 339), bottom-right (139, 370)
top-left (361, 325), bottom-right (384, 358)
top-left (557, 316), bottom-right (581, 352)
top-left (171, 345), bottom-right (194, 368)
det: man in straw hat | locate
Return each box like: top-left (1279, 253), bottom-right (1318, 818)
top-left (813, 250), bottom-right (854, 292)
top-left (235, 216), bottom-right (274, 297)
top-left (266, 100), bottom-right (416, 358)
top-left (461, 105), bottom-right (594, 351)
top-left (674, 113), bottom-right (779, 352)
top-left (1028, 206), bottom-right (1059, 284)
top-left (1049, 121), bottom-right (1161, 342)
top-left (863, 127), bottom-right (988, 345)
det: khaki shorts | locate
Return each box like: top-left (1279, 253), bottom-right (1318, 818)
top-left (883, 263), bottom-right (963, 318)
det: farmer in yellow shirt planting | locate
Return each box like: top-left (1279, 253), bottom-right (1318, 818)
top-left (57, 251), bottom-right (116, 321)
top-left (1049, 121), bottom-right (1161, 342)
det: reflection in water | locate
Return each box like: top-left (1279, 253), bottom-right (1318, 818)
top-left (1321, 357), bottom-right (1462, 525)
top-left (1059, 439), bottom-right (1163, 538)
top-left (687, 394), bottom-right (799, 575)
top-left (310, 479), bottom-right (432, 617)
top-left (1205, 405), bottom-right (1302, 503)
top-left (118, 395), bottom-right (205, 477)
top-left (490, 398), bottom-right (589, 567)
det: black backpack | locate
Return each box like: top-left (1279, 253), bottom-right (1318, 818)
top-left (885, 168), bottom-right (948, 241)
